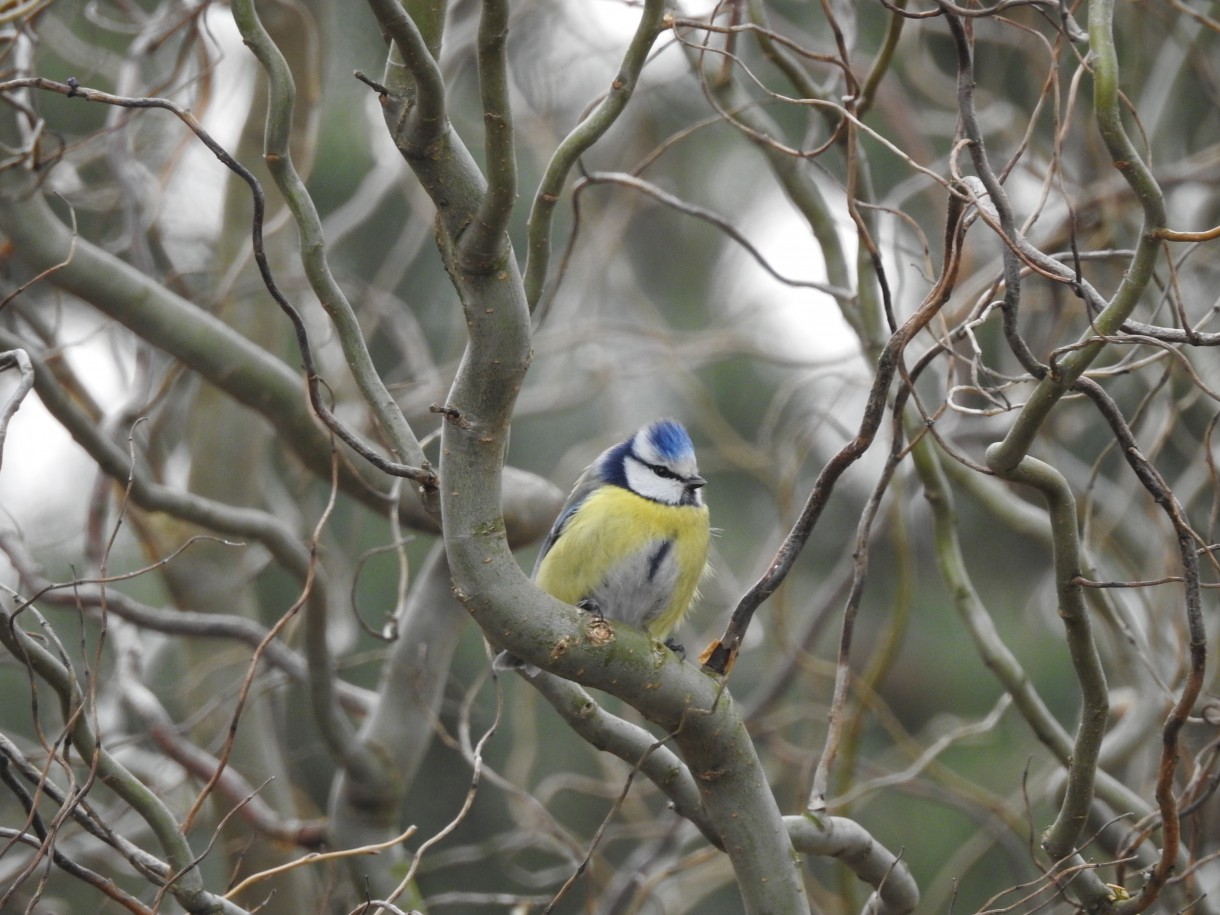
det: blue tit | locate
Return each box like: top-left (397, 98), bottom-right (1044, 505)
top-left (495, 418), bottom-right (711, 674)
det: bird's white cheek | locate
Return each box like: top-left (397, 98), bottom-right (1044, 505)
top-left (624, 457), bottom-right (684, 504)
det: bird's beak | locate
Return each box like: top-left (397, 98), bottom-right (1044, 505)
top-left (687, 474), bottom-right (707, 489)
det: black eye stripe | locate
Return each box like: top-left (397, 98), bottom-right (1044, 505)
top-left (645, 461), bottom-right (681, 480)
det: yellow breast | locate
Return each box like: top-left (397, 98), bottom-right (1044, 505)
top-left (535, 485), bottom-right (710, 639)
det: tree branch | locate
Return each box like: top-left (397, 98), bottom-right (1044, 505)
top-left (0, 347), bottom-right (33, 472)
top-left (0, 611), bottom-right (252, 915)
top-left (523, 0), bottom-right (669, 308)
top-left (457, 0), bottom-right (516, 273)
top-left (230, 0), bottom-right (432, 479)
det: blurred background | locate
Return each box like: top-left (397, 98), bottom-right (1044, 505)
top-left (1, 0), bottom-right (1218, 912)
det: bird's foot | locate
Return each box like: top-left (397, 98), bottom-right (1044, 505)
top-left (577, 598), bottom-right (604, 620)
top-left (664, 638), bottom-right (686, 660)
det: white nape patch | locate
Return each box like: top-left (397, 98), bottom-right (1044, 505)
top-left (624, 455), bottom-right (687, 505)
top-left (633, 428), bottom-right (669, 466)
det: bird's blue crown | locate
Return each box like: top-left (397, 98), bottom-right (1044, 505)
top-left (641, 419), bottom-right (694, 463)
top-left (598, 419), bottom-right (694, 490)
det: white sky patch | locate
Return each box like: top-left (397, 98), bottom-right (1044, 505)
top-left (580, 0), bottom-right (728, 90)
top-left (716, 184), bottom-right (862, 367)
top-left (157, 7), bottom-right (256, 274)
top-left (0, 317), bottom-right (131, 583)
top-left (0, 390), bottom-right (94, 545)
top-left (588, 0), bottom-right (723, 36)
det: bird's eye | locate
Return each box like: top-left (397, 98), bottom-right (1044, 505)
top-left (648, 462), bottom-right (680, 480)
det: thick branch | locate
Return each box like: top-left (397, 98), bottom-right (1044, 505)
top-left (458, 0), bottom-right (516, 273)
top-left (365, 0), bottom-right (447, 149)
top-left (985, 451), bottom-right (1109, 865)
top-left (787, 814), bottom-right (918, 915)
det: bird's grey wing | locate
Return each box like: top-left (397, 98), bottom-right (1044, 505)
top-left (530, 458), bottom-right (606, 578)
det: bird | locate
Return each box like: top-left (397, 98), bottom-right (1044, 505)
top-left (495, 418), bottom-right (711, 675)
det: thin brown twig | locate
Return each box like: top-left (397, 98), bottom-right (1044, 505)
top-left (225, 825), bottom-right (418, 902)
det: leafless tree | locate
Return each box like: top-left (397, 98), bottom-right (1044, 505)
top-left (0, 1), bottom-right (1218, 913)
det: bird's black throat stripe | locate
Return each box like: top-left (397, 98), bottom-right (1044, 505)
top-left (647, 539), bottom-right (674, 581)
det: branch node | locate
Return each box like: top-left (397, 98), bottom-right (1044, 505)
top-left (353, 70), bottom-right (389, 97)
top-left (429, 403), bottom-right (467, 427)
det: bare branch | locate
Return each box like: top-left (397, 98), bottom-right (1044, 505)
top-left (523, 0), bottom-right (669, 308)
